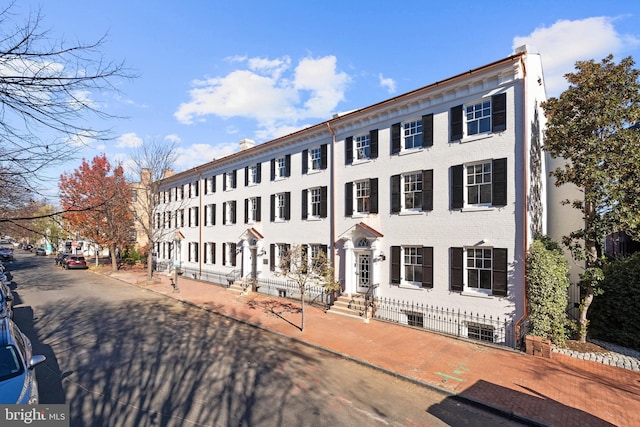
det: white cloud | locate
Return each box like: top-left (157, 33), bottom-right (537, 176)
top-left (115, 132), bottom-right (143, 148)
top-left (164, 134), bottom-right (181, 143)
top-left (378, 73), bottom-right (396, 94)
top-left (174, 55), bottom-right (350, 140)
top-left (513, 17), bottom-right (640, 97)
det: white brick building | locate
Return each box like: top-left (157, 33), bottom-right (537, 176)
top-left (154, 46), bottom-right (551, 344)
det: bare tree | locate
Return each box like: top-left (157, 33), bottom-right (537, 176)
top-left (129, 137), bottom-right (179, 281)
top-left (0, 3), bottom-right (134, 207)
top-left (277, 245), bottom-right (340, 331)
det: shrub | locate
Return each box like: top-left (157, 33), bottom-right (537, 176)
top-left (589, 252), bottom-right (640, 350)
top-left (526, 236), bottom-right (571, 345)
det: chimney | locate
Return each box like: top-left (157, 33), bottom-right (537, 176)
top-left (163, 168), bottom-right (175, 179)
top-left (239, 138), bottom-right (255, 151)
top-left (141, 168), bottom-right (152, 185)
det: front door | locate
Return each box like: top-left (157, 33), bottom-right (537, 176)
top-left (356, 253), bottom-right (371, 293)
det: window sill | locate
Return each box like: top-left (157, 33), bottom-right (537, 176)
top-left (352, 213), bottom-right (371, 219)
top-left (399, 282), bottom-right (424, 290)
top-left (306, 168), bottom-right (323, 175)
top-left (398, 210), bottom-right (423, 216)
top-left (398, 147), bottom-right (424, 156)
top-left (461, 291), bottom-right (493, 299)
top-left (461, 206), bottom-right (495, 212)
top-left (305, 216), bottom-right (323, 222)
top-left (351, 158), bottom-right (372, 165)
top-left (459, 133), bottom-right (493, 144)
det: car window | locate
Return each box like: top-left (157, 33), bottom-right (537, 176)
top-left (0, 345), bottom-right (24, 381)
top-left (77, 257), bottom-right (85, 261)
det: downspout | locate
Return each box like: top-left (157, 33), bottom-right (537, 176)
top-left (326, 121), bottom-right (337, 288)
top-left (514, 54), bottom-right (529, 348)
top-left (196, 168), bottom-right (203, 278)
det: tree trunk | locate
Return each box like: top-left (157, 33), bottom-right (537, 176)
top-left (146, 249), bottom-right (154, 280)
top-left (578, 200), bottom-right (598, 343)
top-left (110, 243), bottom-right (118, 272)
top-left (300, 291), bottom-right (305, 332)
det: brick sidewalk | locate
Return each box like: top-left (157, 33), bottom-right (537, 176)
top-left (105, 269), bottom-right (640, 427)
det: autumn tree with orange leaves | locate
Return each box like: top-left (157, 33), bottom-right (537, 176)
top-left (59, 154), bottom-right (134, 271)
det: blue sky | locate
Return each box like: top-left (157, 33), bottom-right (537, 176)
top-left (12, 0), bottom-right (640, 188)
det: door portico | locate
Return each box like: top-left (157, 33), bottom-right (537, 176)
top-left (338, 222), bottom-right (384, 296)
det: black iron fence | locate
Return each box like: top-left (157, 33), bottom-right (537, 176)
top-left (373, 297), bottom-right (520, 349)
top-left (254, 277), bottom-right (331, 308)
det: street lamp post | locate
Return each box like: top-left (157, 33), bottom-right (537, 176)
top-left (171, 231), bottom-right (184, 293)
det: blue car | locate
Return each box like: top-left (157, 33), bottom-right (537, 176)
top-left (0, 317), bottom-right (46, 404)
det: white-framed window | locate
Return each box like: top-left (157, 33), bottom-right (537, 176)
top-left (224, 242), bottom-right (236, 267)
top-left (355, 180), bottom-right (370, 214)
top-left (225, 171), bottom-right (236, 190)
top-left (248, 164), bottom-right (259, 185)
top-left (204, 204), bottom-right (215, 226)
top-left (205, 176), bottom-right (215, 194)
top-left (175, 209), bottom-right (184, 228)
top-left (466, 248), bottom-right (492, 291)
top-left (188, 242), bottom-right (199, 263)
top-left (403, 246), bottom-right (423, 284)
top-left (248, 197), bottom-right (259, 223)
top-left (354, 133), bottom-right (371, 161)
top-left (403, 172), bottom-right (423, 211)
top-left (188, 207), bottom-right (199, 227)
top-left (309, 188), bottom-right (322, 218)
top-left (274, 243), bottom-right (289, 271)
top-left (224, 201), bottom-right (236, 225)
top-left (467, 161), bottom-right (492, 206)
top-left (467, 323), bottom-right (495, 342)
top-left (204, 242), bottom-right (215, 264)
top-left (403, 119), bottom-right (423, 150)
top-left (276, 193), bottom-right (286, 220)
top-left (309, 147), bottom-right (322, 170)
top-left (189, 181), bottom-right (199, 198)
top-left (466, 100), bottom-right (491, 136)
top-left (273, 156), bottom-right (289, 180)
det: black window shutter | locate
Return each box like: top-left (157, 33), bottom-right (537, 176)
top-left (285, 154), bottom-right (291, 177)
top-left (232, 170), bottom-right (237, 188)
top-left (320, 244), bottom-right (328, 255)
top-left (422, 114), bottom-right (433, 147)
top-left (493, 248), bottom-right (508, 296)
top-left (450, 105), bottom-right (463, 141)
top-left (212, 204), bottom-right (216, 225)
top-left (391, 246), bottom-right (401, 284)
top-left (450, 247), bottom-right (463, 292)
top-left (422, 246), bottom-right (433, 288)
top-left (222, 176), bottom-right (227, 191)
top-left (270, 194), bottom-right (275, 222)
top-left (301, 189), bottom-right (308, 219)
top-left (345, 136), bottom-right (353, 165)
top-left (255, 197), bottom-right (261, 222)
top-left (270, 159), bottom-right (275, 180)
top-left (213, 242), bottom-right (216, 264)
top-left (195, 207), bottom-right (199, 226)
top-left (270, 244), bottom-right (275, 271)
top-left (369, 178), bottom-right (378, 214)
top-left (222, 202), bottom-right (227, 225)
top-left (320, 144), bottom-right (327, 169)
top-left (391, 123), bottom-right (401, 154)
top-left (244, 166), bottom-right (249, 186)
top-left (320, 186), bottom-right (327, 218)
top-left (244, 198), bottom-right (249, 223)
top-left (284, 192), bottom-right (291, 220)
top-left (423, 169), bottom-right (433, 211)
top-left (302, 150), bottom-right (308, 174)
top-left (370, 129), bottom-right (379, 158)
top-left (212, 175), bottom-right (216, 193)
top-left (256, 163), bottom-right (262, 183)
top-left (492, 157), bottom-right (507, 206)
top-left (492, 93), bottom-right (507, 132)
top-left (231, 243), bottom-right (237, 267)
top-left (391, 174), bottom-right (401, 213)
top-left (345, 182), bottom-right (353, 216)
top-left (451, 165), bottom-right (464, 209)
top-left (231, 201), bottom-right (236, 224)
top-left (222, 243), bottom-right (226, 266)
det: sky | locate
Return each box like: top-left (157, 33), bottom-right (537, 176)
top-left (9, 0), bottom-right (640, 192)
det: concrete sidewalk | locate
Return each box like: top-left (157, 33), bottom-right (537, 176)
top-left (105, 268), bottom-right (640, 427)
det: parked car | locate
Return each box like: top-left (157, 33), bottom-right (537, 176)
top-left (0, 282), bottom-right (12, 317)
top-left (64, 256), bottom-right (87, 270)
top-left (34, 248), bottom-right (46, 256)
top-left (54, 253), bottom-right (69, 266)
top-left (0, 317), bottom-right (46, 404)
top-left (0, 247), bottom-right (13, 262)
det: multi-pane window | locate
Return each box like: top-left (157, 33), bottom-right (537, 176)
top-left (403, 119), bottom-right (422, 150)
top-left (467, 323), bottom-right (495, 342)
top-left (275, 157), bottom-right (286, 178)
top-left (224, 242), bottom-right (236, 267)
top-left (248, 197), bottom-right (259, 222)
top-left (204, 242), bottom-right (215, 264)
top-left (188, 207), bottom-right (199, 227)
top-left (224, 201), bottom-right (236, 225)
top-left (404, 247), bottom-right (423, 283)
top-left (467, 162), bottom-right (492, 205)
top-left (355, 180), bottom-right (370, 214)
top-left (276, 193), bottom-right (286, 220)
top-left (204, 204), bottom-right (215, 226)
top-left (309, 147), bottom-right (322, 170)
top-left (403, 172), bottom-right (423, 210)
top-left (188, 242), bottom-right (199, 263)
top-left (248, 165), bottom-right (258, 185)
top-left (466, 100), bottom-right (491, 136)
top-left (205, 176), bottom-right (215, 194)
top-left (189, 181), bottom-right (199, 198)
top-left (467, 248), bottom-right (492, 290)
top-left (309, 188), bottom-right (322, 217)
top-left (354, 134), bottom-right (370, 160)
top-left (225, 171), bottom-right (236, 190)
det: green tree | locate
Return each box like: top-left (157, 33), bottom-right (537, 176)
top-left (542, 55), bottom-right (640, 342)
top-left (277, 245), bottom-right (340, 331)
top-left (526, 237), bottom-right (570, 345)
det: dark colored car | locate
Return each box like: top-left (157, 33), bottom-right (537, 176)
top-left (34, 248), bottom-right (46, 256)
top-left (0, 248), bottom-right (13, 262)
top-left (0, 317), bottom-right (46, 404)
top-left (64, 256), bottom-right (87, 270)
top-left (54, 253), bottom-right (69, 266)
